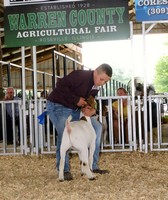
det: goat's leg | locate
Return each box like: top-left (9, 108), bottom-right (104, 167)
top-left (78, 151), bottom-right (89, 177)
top-left (78, 151), bottom-right (85, 176)
top-left (88, 141), bottom-right (95, 170)
top-left (81, 149), bottom-right (95, 180)
top-left (59, 155), bottom-right (65, 181)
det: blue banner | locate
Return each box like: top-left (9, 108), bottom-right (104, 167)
top-left (135, 0), bottom-right (168, 21)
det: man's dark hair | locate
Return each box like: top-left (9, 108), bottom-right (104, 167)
top-left (96, 63), bottom-right (112, 77)
top-left (117, 87), bottom-right (128, 94)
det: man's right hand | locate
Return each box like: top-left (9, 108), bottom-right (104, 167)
top-left (77, 97), bottom-right (87, 107)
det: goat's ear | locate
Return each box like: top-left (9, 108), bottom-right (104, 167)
top-left (80, 116), bottom-right (87, 121)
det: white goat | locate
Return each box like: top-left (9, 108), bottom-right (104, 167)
top-left (59, 115), bottom-right (96, 181)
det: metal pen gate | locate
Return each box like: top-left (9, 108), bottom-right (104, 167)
top-left (1, 94), bottom-right (168, 155)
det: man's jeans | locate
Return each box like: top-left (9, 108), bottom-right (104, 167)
top-left (46, 101), bottom-right (102, 172)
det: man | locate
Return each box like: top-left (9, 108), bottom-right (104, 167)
top-left (46, 63), bottom-right (112, 180)
top-left (4, 87), bottom-right (20, 144)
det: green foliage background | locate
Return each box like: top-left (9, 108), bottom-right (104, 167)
top-left (154, 56), bottom-right (168, 93)
top-left (113, 66), bottom-right (131, 86)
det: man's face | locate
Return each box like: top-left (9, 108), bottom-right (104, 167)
top-left (94, 71), bottom-right (111, 87)
top-left (6, 88), bottom-right (14, 100)
top-left (117, 89), bottom-right (127, 96)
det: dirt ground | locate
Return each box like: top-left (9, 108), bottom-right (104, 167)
top-left (1, 152), bottom-right (168, 200)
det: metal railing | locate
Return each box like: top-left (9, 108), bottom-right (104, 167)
top-left (0, 94), bottom-right (168, 155)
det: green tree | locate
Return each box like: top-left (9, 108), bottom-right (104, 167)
top-left (113, 66), bottom-right (131, 85)
top-left (154, 56), bottom-right (168, 93)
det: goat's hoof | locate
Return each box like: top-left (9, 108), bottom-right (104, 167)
top-left (89, 177), bottom-right (96, 181)
top-left (81, 173), bottom-right (84, 176)
top-left (59, 179), bottom-right (64, 182)
top-left (63, 172), bottom-right (73, 181)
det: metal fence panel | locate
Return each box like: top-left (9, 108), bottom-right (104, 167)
top-left (0, 95), bottom-right (168, 155)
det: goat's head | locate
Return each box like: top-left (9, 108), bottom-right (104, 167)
top-left (85, 95), bottom-right (97, 110)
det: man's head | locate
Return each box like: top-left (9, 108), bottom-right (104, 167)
top-left (117, 87), bottom-right (127, 96)
top-left (93, 63), bottom-right (112, 87)
top-left (5, 87), bottom-right (14, 100)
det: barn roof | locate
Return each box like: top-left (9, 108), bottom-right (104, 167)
top-left (0, 0), bottom-right (168, 66)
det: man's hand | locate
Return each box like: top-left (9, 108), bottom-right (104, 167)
top-left (77, 97), bottom-right (87, 107)
top-left (81, 106), bottom-right (96, 117)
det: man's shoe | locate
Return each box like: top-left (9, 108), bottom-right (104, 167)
top-left (64, 172), bottom-right (73, 181)
top-left (93, 169), bottom-right (110, 174)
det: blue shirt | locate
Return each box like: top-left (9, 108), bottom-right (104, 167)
top-left (6, 96), bottom-right (21, 118)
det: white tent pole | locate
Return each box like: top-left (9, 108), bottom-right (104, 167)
top-left (142, 22), bottom-right (148, 153)
top-left (32, 46), bottom-right (39, 155)
top-left (130, 21), bottom-right (137, 150)
top-left (21, 46), bottom-right (27, 154)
